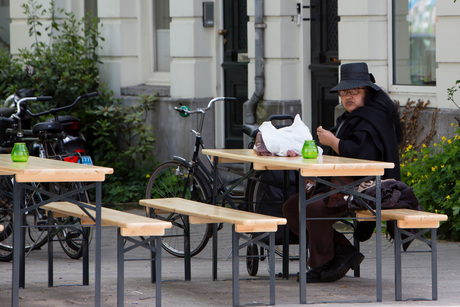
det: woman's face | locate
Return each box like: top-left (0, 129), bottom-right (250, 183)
top-left (339, 88), bottom-right (366, 113)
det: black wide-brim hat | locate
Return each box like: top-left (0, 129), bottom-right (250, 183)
top-left (330, 62), bottom-right (381, 93)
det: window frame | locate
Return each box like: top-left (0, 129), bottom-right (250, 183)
top-left (388, 0), bottom-right (437, 95)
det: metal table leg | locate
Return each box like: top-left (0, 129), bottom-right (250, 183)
top-left (12, 180), bottom-right (23, 307)
top-left (298, 175), bottom-right (307, 303)
top-left (375, 176), bottom-right (382, 302)
top-left (95, 181), bottom-right (102, 306)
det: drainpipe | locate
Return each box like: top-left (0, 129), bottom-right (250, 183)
top-left (245, 0), bottom-right (265, 125)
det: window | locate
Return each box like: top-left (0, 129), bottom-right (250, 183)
top-left (393, 0), bottom-right (437, 86)
top-left (154, 0), bottom-right (170, 72)
top-left (0, 0), bottom-right (9, 49)
top-left (84, 0), bottom-right (97, 18)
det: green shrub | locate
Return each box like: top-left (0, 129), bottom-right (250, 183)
top-left (87, 93), bottom-right (157, 204)
top-left (401, 125), bottom-right (460, 240)
top-left (0, 0), bottom-right (157, 204)
top-left (1, 0), bottom-right (101, 112)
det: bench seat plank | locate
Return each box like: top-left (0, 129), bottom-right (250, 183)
top-left (139, 197), bottom-right (286, 233)
top-left (42, 202), bottom-right (171, 236)
top-left (356, 209), bottom-right (448, 229)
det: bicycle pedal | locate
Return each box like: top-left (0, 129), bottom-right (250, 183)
top-left (66, 231), bottom-right (81, 239)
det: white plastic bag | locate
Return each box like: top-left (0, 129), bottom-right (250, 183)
top-left (257, 114), bottom-right (322, 157)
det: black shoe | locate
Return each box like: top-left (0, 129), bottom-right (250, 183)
top-left (321, 245), bottom-right (365, 282)
top-left (306, 267), bottom-right (323, 283)
top-left (297, 261), bottom-right (332, 283)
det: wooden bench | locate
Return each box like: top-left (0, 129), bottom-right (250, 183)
top-left (42, 201), bottom-right (171, 307)
top-left (139, 197), bottom-right (287, 306)
top-left (356, 208), bottom-right (448, 301)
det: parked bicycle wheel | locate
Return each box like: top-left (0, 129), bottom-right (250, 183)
top-left (51, 182), bottom-right (92, 259)
top-left (0, 179), bottom-right (13, 261)
top-left (245, 170), bottom-right (300, 276)
top-left (145, 160), bottom-right (212, 257)
top-left (0, 176), bottom-right (49, 262)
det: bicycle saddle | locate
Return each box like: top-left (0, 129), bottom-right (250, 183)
top-left (32, 122), bottom-right (64, 134)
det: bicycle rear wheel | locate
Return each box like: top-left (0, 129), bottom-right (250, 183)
top-left (145, 160), bottom-right (212, 257)
top-left (246, 171), bottom-right (300, 266)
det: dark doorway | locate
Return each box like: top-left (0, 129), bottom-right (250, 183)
top-left (222, 0), bottom-right (248, 148)
top-left (309, 0), bottom-right (340, 131)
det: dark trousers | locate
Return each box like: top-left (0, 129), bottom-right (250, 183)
top-left (282, 192), bottom-right (352, 268)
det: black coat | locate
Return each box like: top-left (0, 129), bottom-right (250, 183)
top-left (348, 179), bottom-right (423, 211)
top-left (325, 106), bottom-right (401, 180)
top-left (320, 106), bottom-right (407, 246)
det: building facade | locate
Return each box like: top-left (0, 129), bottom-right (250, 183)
top-left (3, 0), bottom-right (460, 161)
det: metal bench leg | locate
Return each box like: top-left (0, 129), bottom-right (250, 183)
top-left (212, 223), bottom-right (218, 281)
top-left (394, 224), bottom-right (403, 301)
top-left (269, 232), bottom-right (275, 305)
top-left (151, 238), bottom-right (156, 284)
top-left (117, 228), bottom-right (124, 307)
top-left (82, 227), bottom-right (89, 286)
top-left (184, 215), bottom-right (191, 281)
top-left (232, 225), bottom-right (240, 306)
top-left (47, 212), bottom-right (54, 287)
top-left (282, 225), bottom-right (289, 279)
top-left (155, 236), bottom-right (162, 307)
top-left (353, 220), bottom-right (360, 278)
top-left (431, 228), bottom-right (438, 300)
top-left (395, 226), bottom-right (439, 301)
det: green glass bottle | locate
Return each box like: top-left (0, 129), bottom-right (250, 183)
top-left (301, 140), bottom-right (318, 159)
top-left (11, 143), bottom-right (29, 162)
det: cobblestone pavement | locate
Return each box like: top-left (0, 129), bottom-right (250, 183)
top-left (1, 209), bottom-right (459, 306)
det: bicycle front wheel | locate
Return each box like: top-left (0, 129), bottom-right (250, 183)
top-left (51, 182), bottom-right (92, 260)
top-left (0, 177), bottom-right (50, 262)
top-left (145, 160), bottom-right (212, 257)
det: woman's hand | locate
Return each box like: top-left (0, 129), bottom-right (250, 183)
top-left (317, 126), bottom-right (340, 154)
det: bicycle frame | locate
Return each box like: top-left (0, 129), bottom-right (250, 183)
top-left (173, 97), bottom-right (254, 210)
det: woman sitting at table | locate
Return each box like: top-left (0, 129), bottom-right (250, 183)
top-left (282, 62), bottom-right (403, 283)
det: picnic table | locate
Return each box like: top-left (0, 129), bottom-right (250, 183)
top-left (0, 155), bottom-right (113, 306)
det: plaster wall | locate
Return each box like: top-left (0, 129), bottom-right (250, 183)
top-left (98, 0), bottom-right (148, 95)
top-left (169, 0), bottom-right (217, 99)
top-left (436, 1), bottom-right (460, 108)
top-left (9, 0), bottom-right (85, 52)
top-left (247, 0), bottom-right (302, 106)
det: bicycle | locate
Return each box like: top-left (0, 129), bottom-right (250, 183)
top-left (144, 96), bottom-right (300, 260)
top-left (0, 95), bottom-right (52, 261)
top-left (0, 92), bottom-right (97, 261)
top-left (145, 97), bottom-right (268, 257)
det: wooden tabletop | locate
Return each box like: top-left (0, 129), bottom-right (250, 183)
top-left (0, 155), bottom-right (113, 182)
top-left (202, 149), bottom-right (395, 177)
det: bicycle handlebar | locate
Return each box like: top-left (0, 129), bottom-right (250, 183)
top-left (0, 91), bottom-right (98, 124)
top-left (174, 97), bottom-right (236, 116)
top-left (16, 96), bottom-right (53, 113)
top-left (27, 91), bottom-right (98, 117)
